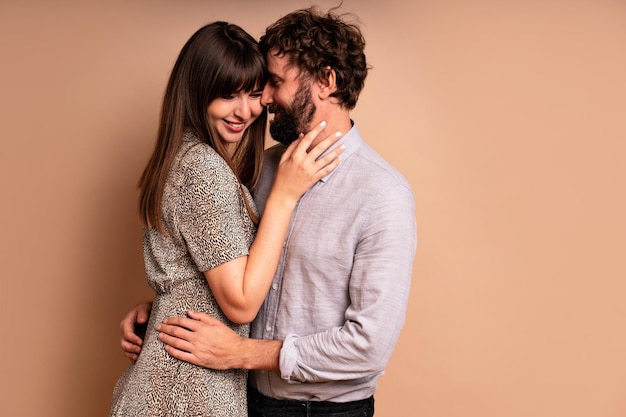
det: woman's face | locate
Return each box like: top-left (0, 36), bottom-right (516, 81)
top-left (207, 88), bottom-right (264, 153)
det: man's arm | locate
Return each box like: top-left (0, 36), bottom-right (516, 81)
top-left (157, 311), bottom-right (281, 371)
top-left (278, 182), bottom-right (417, 383)
top-left (119, 300), bottom-right (153, 362)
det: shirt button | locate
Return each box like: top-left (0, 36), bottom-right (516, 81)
top-left (266, 325), bottom-right (273, 332)
top-left (272, 282), bottom-right (278, 290)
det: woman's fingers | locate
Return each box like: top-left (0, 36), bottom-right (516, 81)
top-left (281, 121), bottom-right (329, 161)
top-left (272, 121), bottom-right (345, 200)
top-left (313, 141), bottom-right (345, 171)
top-left (279, 134), bottom-right (302, 160)
top-left (295, 121), bottom-right (327, 154)
top-left (312, 153), bottom-right (341, 179)
top-left (305, 131), bottom-right (343, 161)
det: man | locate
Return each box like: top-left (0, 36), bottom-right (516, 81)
top-left (121, 7), bottom-right (417, 416)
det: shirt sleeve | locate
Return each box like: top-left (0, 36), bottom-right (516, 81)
top-left (279, 182), bottom-right (417, 383)
top-left (176, 149), bottom-right (251, 272)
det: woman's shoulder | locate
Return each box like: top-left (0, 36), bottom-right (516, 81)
top-left (169, 131), bottom-right (237, 192)
top-left (178, 140), bottom-right (230, 176)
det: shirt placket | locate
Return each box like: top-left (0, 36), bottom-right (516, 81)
top-left (262, 198), bottom-right (301, 341)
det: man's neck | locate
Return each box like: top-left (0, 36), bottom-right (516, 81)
top-left (309, 109), bottom-right (352, 148)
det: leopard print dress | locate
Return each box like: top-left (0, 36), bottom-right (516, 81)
top-left (109, 131), bottom-right (257, 417)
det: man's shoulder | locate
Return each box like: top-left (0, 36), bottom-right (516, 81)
top-left (255, 143), bottom-right (289, 207)
top-left (260, 143), bottom-right (288, 178)
top-left (353, 141), bottom-right (411, 190)
top-left (264, 143), bottom-right (288, 160)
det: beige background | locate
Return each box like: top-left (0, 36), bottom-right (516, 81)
top-left (1, 0), bottom-right (625, 416)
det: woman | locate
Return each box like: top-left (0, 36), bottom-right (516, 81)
top-left (109, 22), bottom-right (342, 417)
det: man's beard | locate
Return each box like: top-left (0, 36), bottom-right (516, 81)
top-left (269, 82), bottom-right (316, 145)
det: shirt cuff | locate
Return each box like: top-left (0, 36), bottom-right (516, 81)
top-left (279, 334), bottom-right (299, 382)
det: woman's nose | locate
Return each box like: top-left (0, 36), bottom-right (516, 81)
top-left (234, 98), bottom-right (251, 119)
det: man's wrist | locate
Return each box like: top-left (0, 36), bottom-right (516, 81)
top-left (238, 338), bottom-right (282, 372)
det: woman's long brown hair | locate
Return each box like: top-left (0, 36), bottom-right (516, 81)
top-left (138, 22), bottom-right (267, 231)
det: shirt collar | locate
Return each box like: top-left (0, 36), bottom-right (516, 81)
top-left (319, 121), bottom-right (362, 183)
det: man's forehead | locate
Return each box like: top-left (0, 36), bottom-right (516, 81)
top-left (266, 53), bottom-right (286, 71)
top-left (266, 53), bottom-right (299, 77)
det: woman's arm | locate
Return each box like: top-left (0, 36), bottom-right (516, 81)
top-left (205, 122), bottom-right (343, 324)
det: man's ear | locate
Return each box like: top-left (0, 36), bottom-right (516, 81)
top-left (317, 66), bottom-right (337, 100)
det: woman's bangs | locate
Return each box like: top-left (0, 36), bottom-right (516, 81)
top-left (218, 53), bottom-right (266, 95)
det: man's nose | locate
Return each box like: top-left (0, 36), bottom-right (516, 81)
top-left (260, 84), bottom-right (273, 107)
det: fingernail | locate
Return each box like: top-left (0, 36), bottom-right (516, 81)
top-left (320, 121), bottom-right (326, 127)
top-left (335, 131), bottom-right (342, 137)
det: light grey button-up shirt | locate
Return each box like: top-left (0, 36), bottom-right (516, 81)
top-left (250, 123), bottom-right (417, 402)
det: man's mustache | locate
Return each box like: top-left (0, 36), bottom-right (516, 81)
top-left (267, 104), bottom-right (285, 115)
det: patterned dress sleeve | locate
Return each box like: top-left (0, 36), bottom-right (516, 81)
top-left (176, 145), bottom-right (251, 272)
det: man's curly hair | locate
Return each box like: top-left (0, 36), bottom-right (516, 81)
top-left (260, 6), bottom-right (369, 110)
